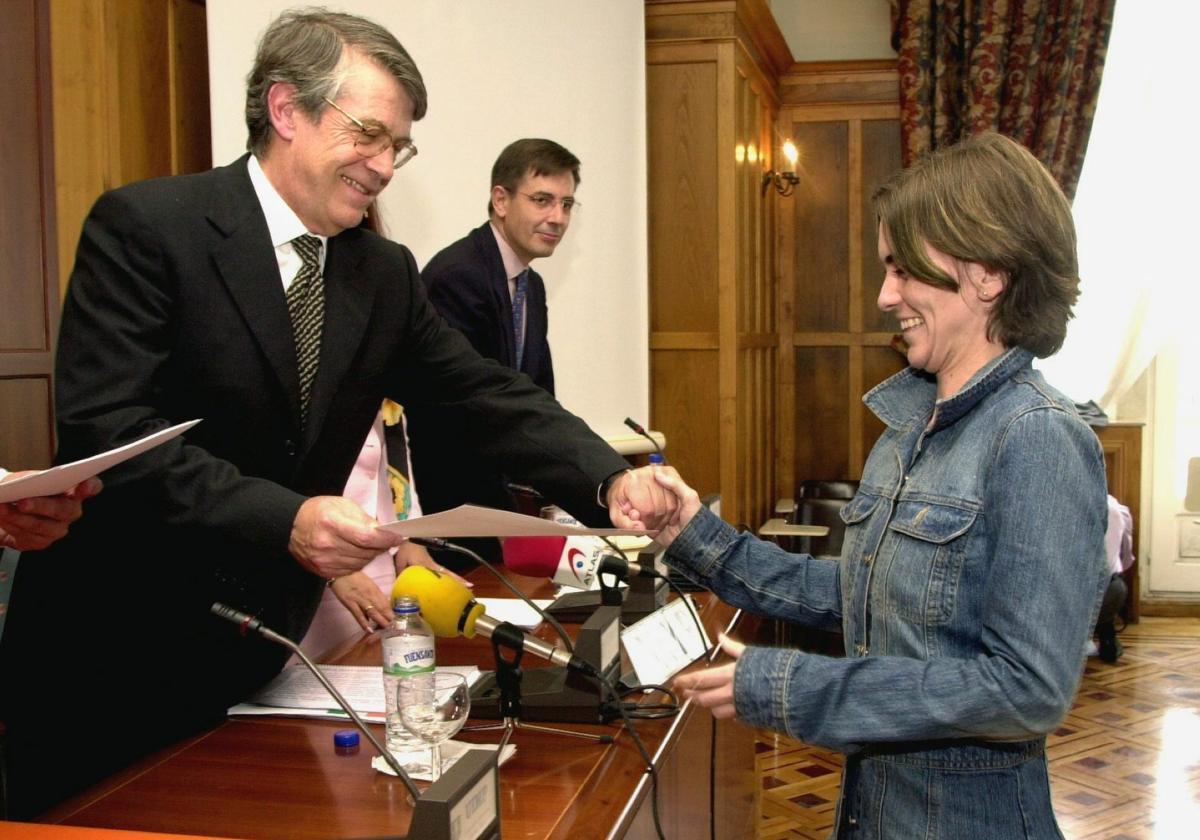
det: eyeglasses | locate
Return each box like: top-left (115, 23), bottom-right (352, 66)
top-left (322, 97), bottom-right (418, 169)
top-left (516, 191), bottom-right (579, 214)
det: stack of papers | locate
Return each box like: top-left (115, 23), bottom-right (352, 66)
top-left (228, 664), bottom-right (481, 724)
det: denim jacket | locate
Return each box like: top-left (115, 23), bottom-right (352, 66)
top-left (666, 348), bottom-right (1108, 838)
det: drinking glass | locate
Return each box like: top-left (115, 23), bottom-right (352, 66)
top-left (397, 671), bottom-right (470, 782)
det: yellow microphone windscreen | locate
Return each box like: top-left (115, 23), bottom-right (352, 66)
top-left (391, 565), bottom-right (485, 638)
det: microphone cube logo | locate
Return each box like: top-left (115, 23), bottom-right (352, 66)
top-left (566, 543), bottom-right (603, 589)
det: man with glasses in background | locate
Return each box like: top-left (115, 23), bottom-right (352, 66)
top-left (408, 140), bottom-right (581, 567)
top-left (0, 11), bottom-right (668, 819)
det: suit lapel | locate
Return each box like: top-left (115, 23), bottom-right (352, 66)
top-left (472, 224), bottom-right (516, 368)
top-left (207, 159), bottom-right (303, 426)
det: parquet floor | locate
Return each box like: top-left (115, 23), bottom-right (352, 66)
top-left (755, 617), bottom-right (1200, 840)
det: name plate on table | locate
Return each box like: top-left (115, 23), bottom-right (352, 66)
top-left (621, 595), bottom-right (711, 686)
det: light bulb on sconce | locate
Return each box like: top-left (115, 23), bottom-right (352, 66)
top-left (762, 139), bottom-right (800, 197)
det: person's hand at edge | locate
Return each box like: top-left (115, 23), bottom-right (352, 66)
top-left (0, 475), bottom-right (104, 551)
top-left (289, 495), bottom-right (404, 579)
top-left (329, 572), bottom-right (393, 632)
top-left (672, 633), bottom-right (745, 720)
top-left (393, 539), bottom-right (473, 588)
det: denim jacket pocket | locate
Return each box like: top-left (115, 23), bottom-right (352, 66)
top-left (879, 500), bottom-right (978, 625)
top-left (838, 493), bottom-right (882, 618)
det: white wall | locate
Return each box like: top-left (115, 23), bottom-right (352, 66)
top-left (206, 1), bottom-right (649, 439)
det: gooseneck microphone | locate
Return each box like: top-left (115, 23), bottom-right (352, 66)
top-left (623, 417), bottom-right (667, 464)
top-left (410, 535), bottom-right (575, 653)
top-left (391, 566), bottom-right (597, 677)
top-left (210, 602), bottom-right (422, 801)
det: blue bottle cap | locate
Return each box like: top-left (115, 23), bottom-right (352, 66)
top-left (334, 729), bottom-right (360, 748)
top-left (648, 452), bottom-right (665, 465)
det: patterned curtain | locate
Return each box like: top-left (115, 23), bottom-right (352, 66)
top-left (891, 0), bottom-right (1116, 199)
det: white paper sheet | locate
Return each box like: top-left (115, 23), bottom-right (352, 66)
top-left (621, 596), bottom-right (711, 687)
top-left (371, 741), bottom-right (517, 781)
top-left (0, 419), bottom-right (201, 503)
top-left (376, 504), bottom-right (653, 538)
top-left (474, 598), bottom-right (553, 630)
top-left (228, 664), bottom-right (481, 722)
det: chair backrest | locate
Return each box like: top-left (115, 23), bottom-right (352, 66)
top-left (798, 479), bottom-right (860, 500)
top-left (797, 498), bottom-right (851, 558)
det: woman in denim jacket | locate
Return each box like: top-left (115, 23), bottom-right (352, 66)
top-left (658, 133), bottom-right (1108, 839)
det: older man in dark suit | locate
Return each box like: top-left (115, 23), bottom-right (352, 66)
top-left (0, 10), bottom-right (668, 818)
top-left (408, 140), bottom-right (580, 565)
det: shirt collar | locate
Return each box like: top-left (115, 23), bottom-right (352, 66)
top-left (248, 155), bottom-right (327, 250)
top-left (489, 221), bottom-right (530, 281)
top-left (864, 346), bottom-right (1034, 431)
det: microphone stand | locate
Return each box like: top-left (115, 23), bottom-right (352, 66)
top-left (412, 539), bottom-right (614, 746)
top-left (211, 603), bottom-right (501, 840)
top-left (465, 621), bottom-right (614, 749)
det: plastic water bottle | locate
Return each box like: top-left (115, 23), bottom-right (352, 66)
top-left (382, 595), bottom-right (436, 773)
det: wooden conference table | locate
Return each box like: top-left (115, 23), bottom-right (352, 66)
top-left (19, 571), bottom-right (756, 840)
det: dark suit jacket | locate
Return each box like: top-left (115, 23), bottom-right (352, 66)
top-left (407, 224), bottom-right (556, 544)
top-left (0, 159), bottom-right (624, 816)
top-left (423, 222), bottom-right (554, 393)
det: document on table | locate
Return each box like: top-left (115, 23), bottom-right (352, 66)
top-left (475, 598), bottom-right (553, 630)
top-left (0, 419), bottom-right (201, 503)
top-left (621, 596), bottom-right (711, 686)
top-left (376, 504), bottom-right (652, 538)
top-left (228, 664), bottom-right (481, 723)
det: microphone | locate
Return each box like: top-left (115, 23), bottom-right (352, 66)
top-left (211, 603), bottom-right (503, 839)
top-left (210, 602), bottom-right (420, 800)
top-left (502, 535), bottom-right (613, 590)
top-left (623, 417), bottom-right (667, 464)
top-left (597, 552), bottom-right (660, 582)
top-left (390, 566), bottom-right (596, 677)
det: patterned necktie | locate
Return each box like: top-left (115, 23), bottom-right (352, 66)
top-left (512, 269), bottom-right (528, 371)
top-left (288, 234), bottom-right (324, 426)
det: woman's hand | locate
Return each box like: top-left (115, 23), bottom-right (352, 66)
top-left (672, 634), bottom-right (745, 719)
top-left (394, 540), bottom-right (472, 588)
top-left (649, 467), bottom-right (704, 548)
top-left (329, 572), bottom-right (392, 632)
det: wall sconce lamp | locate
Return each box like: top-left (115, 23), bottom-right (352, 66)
top-left (762, 140), bottom-right (800, 197)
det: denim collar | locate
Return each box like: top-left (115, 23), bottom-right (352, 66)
top-left (864, 347), bottom-right (1034, 432)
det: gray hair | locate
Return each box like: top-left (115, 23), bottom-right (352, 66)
top-left (245, 7), bottom-right (427, 156)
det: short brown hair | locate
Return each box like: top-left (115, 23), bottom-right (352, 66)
top-left (487, 139), bottom-right (580, 217)
top-left (872, 132), bottom-right (1079, 358)
top-left (245, 8), bottom-right (427, 157)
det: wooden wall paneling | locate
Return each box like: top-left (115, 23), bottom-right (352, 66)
top-left (49, 0), bottom-right (109, 298)
top-left (51, 0), bottom-right (211, 298)
top-left (777, 63), bottom-right (899, 494)
top-left (651, 349), bottom-right (722, 502)
top-left (110, 0), bottom-right (172, 184)
top-left (1096, 423), bottom-right (1143, 621)
top-left (1, 0), bottom-right (57, 469)
top-left (647, 44), bottom-right (722, 504)
top-left (1, 0), bottom-right (52, 353)
top-left (648, 50), bottom-right (720, 335)
top-left (0, 379), bottom-right (54, 469)
top-left (793, 346), bottom-right (850, 482)
top-left (168, 0), bottom-right (211, 176)
top-left (716, 41), bottom-right (740, 524)
top-left (646, 1), bottom-right (785, 530)
top-left (789, 120), bottom-right (848, 332)
top-left (859, 119), bottom-right (902, 331)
